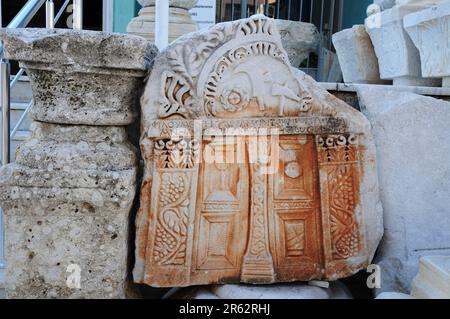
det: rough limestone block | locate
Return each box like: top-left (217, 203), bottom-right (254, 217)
top-left (357, 87), bottom-right (450, 294)
top-left (0, 28), bottom-right (158, 125)
top-left (274, 19), bottom-right (319, 68)
top-left (365, 4), bottom-right (441, 86)
top-left (404, 2), bottom-right (450, 87)
top-left (0, 123), bottom-right (138, 298)
top-left (134, 15), bottom-right (383, 288)
top-left (412, 256), bottom-right (450, 299)
top-left (128, 0), bottom-right (199, 43)
top-left (332, 25), bottom-right (386, 84)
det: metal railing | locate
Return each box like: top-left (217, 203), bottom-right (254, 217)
top-left (0, 0), bottom-right (83, 270)
top-left (217, 0), bottom-right (344, 80)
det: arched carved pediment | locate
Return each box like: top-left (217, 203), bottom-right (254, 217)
top-left (143, 15), bottom-right (314, 120)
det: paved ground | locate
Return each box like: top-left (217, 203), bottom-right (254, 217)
top-left (0, 289), bottom-right (5, 299)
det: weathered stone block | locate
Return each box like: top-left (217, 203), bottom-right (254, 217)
top-left (404, 2), bottom-right (450, 87)
top-left (365, 3), bottom-right (441, 86)
top-left (0, 123), bottom-right (138, 298)
top-left (134, 15), bottom-right (383, 288)
top-left (0, 28), bottom-right (157, 125)
top-left (274, 20), bottom-right (319, 68)
top-left (357, 87), bottom-right (450, 294)
top-left (333, 25), bottom-right (386, 84)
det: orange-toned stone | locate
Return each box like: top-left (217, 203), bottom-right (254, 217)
top-left (134, 15), bottom-right (383, 287)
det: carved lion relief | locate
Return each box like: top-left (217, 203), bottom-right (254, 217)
top-left (135, 15), bottom-right (383, 287)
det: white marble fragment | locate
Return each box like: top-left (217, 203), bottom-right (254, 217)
top-left (365, 3), bottom-right (442, 86)
top-left (404, 1), bottom-right (450, 87)
top-left (333, 25), bottom-right (387, 84)
top-left (357, 87), bottom-right (450, 294)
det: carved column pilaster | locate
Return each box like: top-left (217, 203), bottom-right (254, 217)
top-left (241, 161), bottom-right (275, 283)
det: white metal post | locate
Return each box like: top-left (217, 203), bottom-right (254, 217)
top-left (0, 58), bottom-right (8, 271)
top-left (46, 0), bottom-right (55, 29)
top-left (155, 0), bottom-right (169, 50)
top-left (102, 0), bottom-right (114, 32)
top-left (73, 0), bottom-right (83, 30)
top-left (1, 60), bottom-right (10, 167)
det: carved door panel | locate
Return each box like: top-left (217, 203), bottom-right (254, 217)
top-left (268, 135), bottom-right (324, 281)
top-left (191, 137), bottom-right (250, 283)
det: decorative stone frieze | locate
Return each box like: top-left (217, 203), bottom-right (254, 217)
top-left (404, 1), bottom-right (450, 87)
top-left (0, 28), bottom-right (158, 298)
top-left (134, 15), bottom-right (383, 288)
top-left (127, 0), bottom-right (199, 43)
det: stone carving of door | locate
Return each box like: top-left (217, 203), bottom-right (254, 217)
top-left (268, 135), bottom-right (323, 281)
top-left (191, 136), bottom-right (250, 283)
top-left (191, 134), bottom-right (323, 283)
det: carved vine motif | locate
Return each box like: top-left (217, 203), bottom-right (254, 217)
top-left (154, 138), bottom-right (200, 169)
top-left (153, 173), bottom-right (190, 265)
top-left (317, 134), bottom-right (361, 260)
top-left (328, 165), bottom-right (360, 259)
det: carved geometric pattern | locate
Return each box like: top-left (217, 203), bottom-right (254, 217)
top-left (146, 117), bottom-right (348, 138)
top-left (284, 220), bottom-right (305, 257)
top-left (317, 134), bottom-right (361, 260)
top-left (316, 134), bottom-right (358, 163)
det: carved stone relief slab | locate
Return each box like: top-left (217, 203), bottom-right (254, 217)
top-left (135, 15), bottom-right (383, 287)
